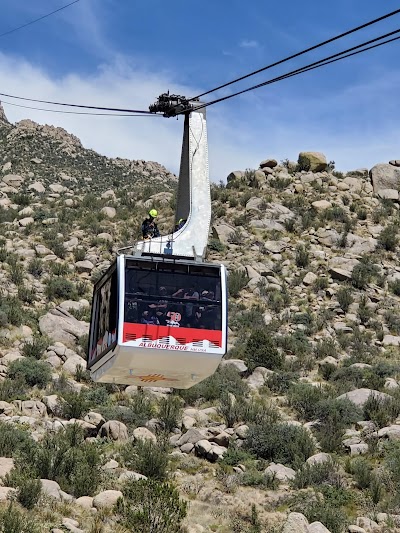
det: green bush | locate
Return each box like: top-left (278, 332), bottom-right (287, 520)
top-left (218, 391), bottom-right (243, 427)
top-left (336, 286), bottom-right (353, 312)
top-left (158, 395), bottom-right (182, 432)
top-left (287, 383), bottom-right (327, 421)
top-left (58, 391), bottom-right (91, 420)
top-left (300, 496), bottom-right (348, 533)
top-left (390, 279), bottom-right (400, 296)
top-left (313, 338), bottom-right (337, 360)
top-left (219, 444), bottom-right (255, 467)
top-left (14, 424), bottom-right (103, 498)
top-left (244, 329), bottom-right (283, 371)
top-left (22, 335), bottom-right (49, 359)
top-left (0, 502), bottom-right (40, 533)
top-left (378, 224), bottom-right (398, 251)
top-left (228, 269), bottom-right (249, 298)
top-left (295, 244), bottom-right (310, 268)
top-left (178, 365), bottom-right (248, 405)
top-left (0, 297), bottom-right (25, 326)
top-left (0, 378), bottom-right (27, 402)
top-left (245, 422), bottom-right (314, 467)
top-left (121, 439), bottom-right (169, 480)
top-left (45, 277), bottom-right (76, 300)
top-left (17, 285), bottom-right (36, 304)
top-left (27, 258), bottom-right (44, 278)
top-left (116, 479), bottom-right (188, 533)
top-left (7, 358), bottom-right (51, 388)
top-left (0, 422), bottom-right (33, 457)
top-left (292, 458), bottom-right (338, 489)
top-left (8, 259), bottom-right (24, 286)
top-left (314, 398), bottom-right (361, 453)
top-left (363, 393), bottom-right (400, 429)
top-left (101, 392), bottom-right (155, 428)
top-left (267, 371), bottom-right (299, 394)
top-left (351, 258), bottom-right (379, 289)
top-left (4, 470), bottom-right (41, 509)
top-left (346, 456), bottom-right (372, 489)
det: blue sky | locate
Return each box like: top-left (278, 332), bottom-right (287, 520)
top-left (1, 0), bottom-right (399, 179)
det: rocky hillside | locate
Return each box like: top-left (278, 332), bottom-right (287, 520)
top-left (1, 107), bottom-right (400, 532)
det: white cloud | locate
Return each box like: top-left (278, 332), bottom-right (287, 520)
top-left (239, 40), bottom-right (259, 49)
top-left (0, 51), bottom-right (399, 183)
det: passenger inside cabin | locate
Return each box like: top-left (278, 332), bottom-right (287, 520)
top-left (140, 310), bottom-right (159, 325)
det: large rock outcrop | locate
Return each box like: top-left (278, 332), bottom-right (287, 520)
top-left (39, 307), bottom-right (89, 345)
top-left (370, 163), bottom-right (400, 194)
top-left (298, 152), bottom-right (327, 172)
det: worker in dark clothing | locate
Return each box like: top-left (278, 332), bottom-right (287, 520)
top-left (142, 209), bottom-right (160, 240)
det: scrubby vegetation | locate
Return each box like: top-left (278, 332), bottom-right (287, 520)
top-left (1, 111), bottom-right (400, 531)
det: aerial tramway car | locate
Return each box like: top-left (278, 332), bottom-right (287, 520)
top-left (87, 95), bottom-right (228, 389)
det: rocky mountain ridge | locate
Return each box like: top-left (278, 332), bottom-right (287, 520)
top-left (1, 113), bottom-right (400, 532)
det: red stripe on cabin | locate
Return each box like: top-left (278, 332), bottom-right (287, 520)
top-left (123, 323), bottom-right (222, 347)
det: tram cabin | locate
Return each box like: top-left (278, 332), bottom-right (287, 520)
top-left (88, 255), bottom-right (227, 389)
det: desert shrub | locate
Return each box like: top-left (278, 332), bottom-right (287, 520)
top-left (384, 441), bottom-right (400, 497)
top-left (378, 224), bottom-right (398, 251)
top-left (4, 470), bottom-right (41, 509)
top-left (0, 422), bottom-right (33, 457)
top-left (266, 371), bottom-right (299, 394)
top-left (21, 335), bottom-right (49, 359)
top-left (116, 479), bottom-right (188, 533)
top-left (228, 269), bottom-right (249, 298)
top-left (0, 377), bottom-right (27, 402)
top-left (27, 257), bottom-right (44, 278)
top-left (2, 297), bottom-right (25, 326)
top-left (7, 358), bottom-right (51, 388)
top-left (313, 276), bottom-right (329, 291)
top-left (292, 459), bottom-right (339, 489)
top-left (243, 329), bottom-right (283, 371)
top-left (300, 495), bottom-right (348, 533)
top-left (356, 207), bottom-right (368, 220)
top-left (208, 239), bottom-right (226, 252)
top-left (346, 456), bottom-right (372, 489)
top-left (314, 338), bottom-right (337, 361)
top-left (277, 330), bottom-right (312, 358)
top-left (45, 277), bottom-right (76, 300)
top-left (219, 444), bottom-right (255, 467)
top-left (351, 258), bottom-right (379, 289)
top-left (314, 398), bottom-right (361, 452)
top-left (73, 247), bottom-right (86, 261)
top-left (121, 439), bottom-right (169, 480)
top-left (363, 393), bottom-right (400, 429)
top-left (336, 286), bottom-right (353, 312)
top-left (12, 193), bottom-right (31, 206)
top-left (58, 391), bottom-right (91, 420)
top-left (241, 398), bottom-right (281, 426)
top-left (14, 424), bottom-right (103, 498)
top-left (17, 285), bottom-right (36, 304)
top-left (245, 422), bottom-right (315, 467)
top-left (357, 294), bottom-right (373, 325)
top-left (295, 244), bottom-right (309, 268)
top-left (178, 365), bottom-right (248, 405)
top-left (100, 392), bottom-right (155, 428)
top-left (287, 383), bottom-right (327, 421)
top-left (0, 503), bottom-right (40, 533)
top-left (50, 262), bottom-right (70, 276)
top-left (8, 257), bottom-right (24, 285)
top-left (158, 395), bottom-right (182, 432)
top-left (218, 391), bottom-right (243, 427)
top-left (390, 279), bottom-right (400, 296)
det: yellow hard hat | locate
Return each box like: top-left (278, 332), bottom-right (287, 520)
top-left (149, 209), bottom-right (158, 218)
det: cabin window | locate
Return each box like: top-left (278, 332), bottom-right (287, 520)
top-left (124, 262), bottom-right (222, 330)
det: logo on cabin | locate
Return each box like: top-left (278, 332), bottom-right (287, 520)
top-left (129, 372), bottom-right (178, 383)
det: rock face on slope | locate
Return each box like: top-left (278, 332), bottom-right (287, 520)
top-left (370, 163), bottom-right (400, 194)
top-left (298, 151), bottom-right (327, 172)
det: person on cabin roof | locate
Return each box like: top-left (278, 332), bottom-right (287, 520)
top-left (174, 218), bottom-right (186, 232)
top-left (141, 209), bottom-right (160, 240)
